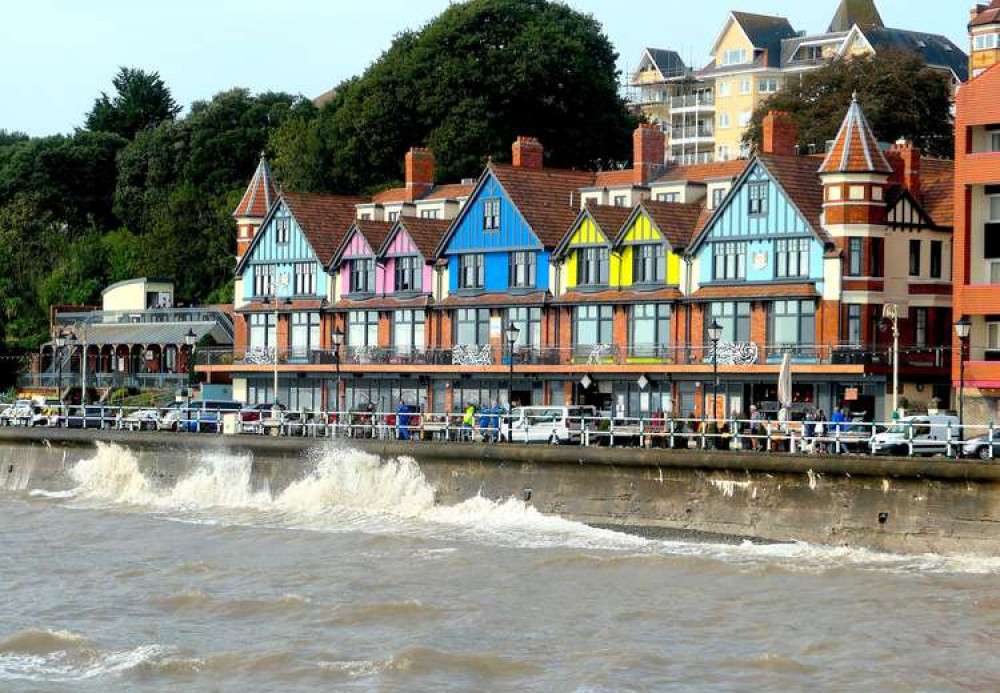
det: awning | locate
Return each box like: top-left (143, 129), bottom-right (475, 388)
top-left (74, 321), bottom-right (232, 347)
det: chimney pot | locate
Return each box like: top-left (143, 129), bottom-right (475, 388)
top-left (512, 136), bottom-right (544, 169)
top-left (887, 140), bottom-right (921, 199)
top-left (633, 123), bottom-right (666, 185)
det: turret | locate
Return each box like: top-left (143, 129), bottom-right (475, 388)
top-left (233, 152), bottom-right (278, 263)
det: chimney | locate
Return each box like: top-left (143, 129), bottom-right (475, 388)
top-left (512, 136), bottom-right (544, 169)
top-left (762, 110), bottom-right (798, 156)
top-left (405, 147), bottom-right (435, 202)
top-left (887, 139), bottom-right (922, 199)
top-left (633, 123), bottom-right (666, 185)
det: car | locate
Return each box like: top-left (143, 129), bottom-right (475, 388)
top-left (870, 415), bottom-right (961, 456)
top-left (501, 406), bottom-right (597, 445)
top-left (963, 430), bottom-right (1000, 460)
top-left (160, 400), bottom-right (242, 432)
top-left (240, 403), bottom-right (287, 433)
top-left (65, 406), bottom-right (118, 430)
top-left (122, 408), bottom-right (161, 432)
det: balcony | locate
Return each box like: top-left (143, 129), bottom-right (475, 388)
top-left (670, 94), bottom-right (715, 111)
top-left (17, 371), bottom-right (192, 392)
top-left (670, 126), bottom-right (715, 144)
top-left (54, 307), bottom-right (235, 341)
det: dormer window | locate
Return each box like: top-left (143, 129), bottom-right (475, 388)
top-left (974, 33), bottom-right (999, 51)
top-left (419, 208), bottom-right (440, 219)
top-left (657, 192), bottom-right (679, 203)
top-left (748, 181), bottom-right (768, 216)
top-left (483, 199), bottom-right (501, 231)
top-left (633, 244), bottom-right (666, 284)
top-left (350, 258), bottom-right (374, 294)
top-left (387, 211), bottom-right (399, 222)
top-left (394, 256), bottom-right (422, 293)
top-left (722, 48), bottom-right (748, 66)
top-left (276, 218), bottom-right (290, 244)
top-left (577, 247), bottom-right (609, 286)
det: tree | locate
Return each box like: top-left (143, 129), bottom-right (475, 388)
top-left (271, 0), bottom-right (637, 192)
top-left (743, 50), bottom-right (954, 158)
top-left (85, 67), bottom-right (181, 140)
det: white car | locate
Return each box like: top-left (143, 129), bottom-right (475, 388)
top-left (502, 406), bottom-right (597, 445)
top-left (122, 408), bottom-right (161, 432)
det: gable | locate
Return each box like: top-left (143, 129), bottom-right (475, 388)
top-left (888, 192), bottom-right (936, 229)
top-left (341, 228), bottom-right (374, 260)
top-left (240, 200), bottom-right (322, 271)
top-left (384, 226), bottom-right (423, 259)
top-left (441, 171), bottom-right (542, 255)
top-left (568, 217), bottom-right (610, 248)
top-left (621, 212), bottom-right (664, 245)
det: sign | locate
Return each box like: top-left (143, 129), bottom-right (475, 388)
top-left (637, 375), bottom-right (649, 390)
top-left (580, 375), bottom-right (593, 390)
top-left (844, 387), bottom-right (859, 401)
top-left (752, 252), bottom-right (769, 271)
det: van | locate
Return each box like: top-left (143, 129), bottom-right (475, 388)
top-left (870, 415), bottom-right (960, 456)
top-left (501, 406), bottom-right (597, 445)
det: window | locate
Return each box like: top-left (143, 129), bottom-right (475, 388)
top-left (613, 195), bottom-right (627, 207)
top-left (769, 300), bottom-right (816, 350)
top-left (740, 78), bottom-right (751, 94)
top-left (509, 251), bottom-right (536, 288)
top-left (483, 199), bottom-right (501, 230)
top-left (350, 258), bottom-right (375, 294)
top-left (394, 256), bottom-right (422, 293)
top-left (290, 312), bottom-right (320, 357)
top-left (847, 238), bottom-right (863, 276)
top-left (393, 310), bottom-right (426, 353)
top-left (506, 307), bottom-right (541, 348)
top-left (293, 262), bottom-right (316, 295)
top-left (577, 247), bottom-right (610, 286)
top-left (359, 213), bottom-right (372, 221)
top-left (276, 217), bottom-right (290, 244)
top-left (252, 263), bottom-right (275, 297)
top-left (989, 260), bottom-right (1000, 284)
top-left (748, 181), bottom-right (768, 216)
top-left (713, 241), bottom-right (747, 281)
top-left (718, 145), bottom-right (731, 161)
top-left (459, 254), bottom-right (484, 289)
top-left (347, 311), bottom-right (378, 347)
top-left (419, 208), bottom-right (440, 219)
top-left (914, 308), bottom-right (928, 347)
top-left (248, 313), bottom-right (276, 350)
top-left (633, 244), bottom-right (666, 283)
top-left (990, 131), bottom-right (1000, 153)
top-left (758, 78), bottom-right (778, 93)
top-left (718, 81), bottom-right (731, 98)
top-left (870, 238), bottom-right (883, 277)
top-left (455, 308), bottom-right (489, 345)
top-left (630, 304), bottom-right (671, 357)
top-left (828, 186), bottom-right (842, 201)
top-left (706, 302), bottom-right (750, 343)
top-left (722, 49), bottom-right (748, 66)
top-left (800, 45), bottom-right (823, 61)
top-left (739, 111), bottom-right (752, 127)
top-left (930, 241), bottom-right (943, 279)
top-left (909, 240), bottom-right (922, 277)
top-left (849, 185), bottom-right (866, 200)
top-left (989, 322), bottom-right (1000, 351)
top-left (872, 186), bottom-right (883, 201)
top-left (989, 191), bottom-right (1000, 222)
top-left (573, 305), bottom-right (613, 346)
top-left (775, 238), bottom-right (810, 278)
top-left (846, 305), bottom-right (862, 344)
top-left (974, 33), bottom-right (999, 50)
top-left (718, 113), bottom-right (730, 129)
top-left (656, 192), bottom-right (679, 203)
top-left (711, 188), bottom-right (725, 209)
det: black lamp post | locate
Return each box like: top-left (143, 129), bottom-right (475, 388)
top-left (955, 317), bottom-right (971, 438)
top-left (54, 332), bottom-right (66, 412)
top-left (332, 326), bottom-right (344, 415)
top-left (505, 323), bottom-right (521, 411)
top-left (707, 319), bottom-right (724, 422)
top-left (66, 334), bottom-right (78, 405)
top-left (184, 328), bottom-right (197, 409)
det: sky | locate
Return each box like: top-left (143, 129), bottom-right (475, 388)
top-left (0, 0), bottom-right (969, 137)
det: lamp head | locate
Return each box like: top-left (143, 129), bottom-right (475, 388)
top-left (184, 328), bottom-right (198, 347)
top-left (332, 327), bottom-right (344, 347)
top-left (707, 319), bottom-right (724, 343)
top-left (505, 323), bottom-right (521, 344)
top-left (955, 317), bottom-right (972, 342)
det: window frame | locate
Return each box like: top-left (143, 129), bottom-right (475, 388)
top-left (748, 181), bottom-right (768, 217)
top-left (458, 253), bottom-right (485, 290)
top-left (275, 217), bottom-right (290, 244)
top-left (847, 238), bottom-right (863, 277)
top-left (706, 302), bottom-right (751, 343)
top-left (577, 246), bottom-right (610, 287)
top-left (293, 262), bottom-right (316, 296)
top-left (350, 258), bottom-right (375, 294)
top-left (846, 304), bottom-right (863, 344)
top-left (768, 300), bottom-right (817, 351)
top-left (509, 251), bottom-right (537, 289)
top-left (712, 241), bottom-right (747, 281)
top-left (929, 240), bottom-right (943, 279)
top-left (909, 239), bottom-right (922, 277)
top-left (394, 256), bottom-right (422, 293)
top-left (392, 309), bottom-right (426, 352)
top-left (630, 304), bottom-right (672, 356)
top-left (347, 310), bottom-right (379, 347)
top-left (914, 307), bottom-right (928, 347)
top-left (775, 238), bottom-right (810, 279)
top-left (573, 305), bottom-right (614, 347)
top-left (455, 308), bottom-right (490, 346)
top-left (632, 243), bottom-right (666, 284)
top-left (483, 199), bottom-right (501, 231)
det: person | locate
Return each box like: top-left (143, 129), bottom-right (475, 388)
top-left (749, 405), bottom-right (762, 451)
top-left (478, 403), bottom-right (492, 443)
top-left (491, 399), bottom-right (505, 443)
top-left (804, 410), bottom-right (816, 443)
top-left (814, 410), bottom-right (827, 453)
top-left (396, 399), bottom-right (410, 441)
top-left (462, 403), bottom-right (476, 442)
top-left (831, 407), bottom-right (846, 453)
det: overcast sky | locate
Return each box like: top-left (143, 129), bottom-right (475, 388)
top-left (1, 0), bottom-right (968, 137)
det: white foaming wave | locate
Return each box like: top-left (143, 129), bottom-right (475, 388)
top-left (68, 442), bottom-right (155, 504)
top-left (0, 628), bottom-right (167, 683)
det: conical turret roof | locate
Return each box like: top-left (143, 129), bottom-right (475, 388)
top-left (819, 94), bottom-right (892, 175)
top-left (233, 152), bottom-right (277, 218)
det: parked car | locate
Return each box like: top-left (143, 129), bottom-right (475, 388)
top-left (501, 406), bottom-right (597, 445)
top-left (240, 403), bottom-right (286, 433)
top-left (963, 430), bottom-right (1000, 460)
top-left (122, 408), bottom-right (161, 432)
top-left (65, 406), bottom-right (119, 430)
top-left (0, 400), bottom-right (35, 426)
top-left (870, 415), bottom-right (961, 456)
top-left (160, 400), bottom-right (241, 432)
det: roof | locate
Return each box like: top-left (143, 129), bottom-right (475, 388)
top-left (970, 1), bottom-right (1000, 27)
top-left (280, 192), bottom-right (370, 266)
top-left (690, 283), bottom-right (819, 301)
top-left (594, 169), bottom-right (637, 187)
top-left (645, 48), bottom-right (688, 79)
top-left (333, 296), bottom-right (431, 311)
top-left (628, 200), bottom-right (704, 249)
top-left (372, 187), bottom-right (408, 204)
top-left (828, 0), bottom-right (884, 33)
top-left (424, 183), bottom-right (475, 200)
top-left (780, 31), bottom-right (850, 68)
top-left (101, 277), bottom-right (172, 295)
top-left (83, 321), bottom-right (232, 347)
top-left (233, 153), bottom-right (278, 218)
top-left (919, 158), bottom-right (955, 227)
top-left (861, 27), bottom-right (968, 81)
top-left (731, 12), bottom-right (799, 68)
top-left (439, 292), bottom-right (548, 308)
top-left (551, 288), bottom-right (683, 305)
top-left (340, 220), bottom-right (393, 262)
top-left (555, 204), bottom-right (632, 257)
top-left (313, 87), bottom-right (338, 108)
top-left (819, 96), bottom-right (893, 175)
top-left (386, 217), bottom-right (452, 258)
top-left (758, 154), bottom-right (826, 238)
top-left (487, 163), bottom-right (597, 248)
top-left (653, 159), bottom-right (750, 184)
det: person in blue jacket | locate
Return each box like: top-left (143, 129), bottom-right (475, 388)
top-left (396, 399), bottom-right (410, 441)
top-left (478, 404), bottom-right (492, 443)
top-left (491, 399), bottom-right (505, 444)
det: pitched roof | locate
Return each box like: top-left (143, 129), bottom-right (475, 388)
top-left (653, 159), bottom-right (750, 184)
top-left (970, 1), bottom-right (1000, 27)
top-left (488, 163), bottom-right (597, 248)
top-left (439, 291), bottom-right (548, 308)
top-left (691, 283), bottom-right (819, 301)
top-left (594, 169), bottom-right (637, 187)
top-left (919, 158), bottom-right (954, 227)
top-left (819, 96), bottom-right (893, 175)
top-left (645, 48), bottom-right (687, 79)
top-left (630, 200), bottom-right (705, 249)
top-left (388, 217), bottom-right (452, 258)
top-left (758, 154), bottom-right (826, 237)
top-left (372, 187), bottom-right (408, 204)
top-left (348, 220), bottom-right (393, 258)
top-left (731, 12), bottom-right (799, 68)
top-left (280, 192), bottom-right (369, 266)
top-left (828, 0), bottom-right (884, 33)
top-left (233, 153), bottom-right (277, 218)
top-left (424, 183), bottom-right (475, 200)
top-left (861, 27), bottom-right (968, 81)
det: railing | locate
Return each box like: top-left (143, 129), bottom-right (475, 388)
top-left (671, 126), bottom-right (714, 141)
top-left (670, 94), bottom-right (715, 109)
top-left (17, 372), bottom-right (192, 391)
top-left (53, 308), bottom-right (235, 340)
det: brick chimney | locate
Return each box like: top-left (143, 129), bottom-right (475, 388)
top-left (405, 147), bottom-right (435, 202)
top-left (633, 123), bottom-right (666, 185)
top-left (762, 110), bottom-right (798, 156)
top-left (887, 139), bottom-right (921, 199)
top-left (512, 136), bottom-right (544, 169)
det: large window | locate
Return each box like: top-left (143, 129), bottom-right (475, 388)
top-left (847, 238), bottom-right (863, 277)
top-left (506, 307), bottom-right (541, 348)
top-left (930, 241), bottom-right (943, 279)
top-left (846, 304), bottom-right (862, 344)
top-left (909, 240), bottom-right (922, 277)
top-left (577, 247), bottom-right (610, 286)
top-left (722, 49), bottom-right (748, 66)
top-left (975, 33), bottom-right (999, 50)
top-left (713, 241), bottom-right (746, 281)
top-left (347, 311), bottom-right (378, 346)
top-left (633, 244), bottom-right (666, 284)
top-left (748, 181), bottom-right (768, 216)
top-left (573, 305), bottom-right (613, 346)
top-left (252, 263), bottom-right (275, 297)
top-left (394, 256), bottom-right (422, 293)
top-left (248, 313), bottom-right (276, 350)
top-left (706, 302), bottom-right (751, 343)
top-left (393, 310), bottom-right (426, 353)
top-left (290, 312), bottom-right (320, 357)
top-left (350, 258), bottom-right (374, 294)
top-left (769, 300), bottom-right (816, 351)
top-left (870, 237), bottom-right (883, 277)
top-left (914, 308), bottom-right (928, 347)
top-left (775, 238), bottom-right (810, 278)
top-left (293, 262), bottom-right (316, 296)
top-left (455, 308), bottom-right (490, 346)
top-left (509, 251), bottom-right (536, 289)
top-left (630, 304), bottom-right (671, 357)
top-left (459, 254), bottom-right (484, 289)
top-left (483, 199), bottom-right (501, 230)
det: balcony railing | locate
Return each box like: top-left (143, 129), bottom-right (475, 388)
top-left (54, 308), bottom-right (235, 340)
top-left (671, 126), bottom-right (714, 141)
top-left (17, 372), bottom-right (192, 391)
top-left (670, 94), bottom-right (715, 109)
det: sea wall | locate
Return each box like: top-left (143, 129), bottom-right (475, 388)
top-left (3, 428), bottom-right (1000, 556)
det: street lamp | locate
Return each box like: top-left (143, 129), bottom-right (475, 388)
top-left (66, 333), bottom-right (78, 405)
top-left (54, 332), bottom-right (66, 413)
top-left (332, 326), bottom-right (344, 417)
top-left (707, 319), bottom-right (724, 422)
top-left (955, 317), bottom-right (971, 438)
top-left (184, 328), bottom-right (197, 409)
top-left (505, 323), bottom-right (521, 412)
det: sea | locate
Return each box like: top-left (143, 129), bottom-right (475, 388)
top-left (1, 442), bottom-right (999, 692)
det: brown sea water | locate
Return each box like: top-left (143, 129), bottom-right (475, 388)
top-left (2, 442), bottom-right (1000, 692)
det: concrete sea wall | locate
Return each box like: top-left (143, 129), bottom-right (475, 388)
top-left (3, 428), bottom-right (1000, 556)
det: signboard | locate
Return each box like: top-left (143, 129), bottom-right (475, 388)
top-left (844, 387), bottom-right (859, 402)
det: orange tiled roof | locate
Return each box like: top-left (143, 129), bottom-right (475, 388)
top-left (552, 287), bottom-right (682, 305)
top-left (819, 97), bottom-right (893, 175)
top-left (281, 192), bottom-right (369, 265)
top-left (920, 158), bottom-right (954, 228)
top-left (758, 154), bottom-right (827, 239)
top-left (690, 283), bottom-right (819, 301)
top-left (594, 169), bottom-right (636, 187)
top-left (971, 0), bottom-right (1000, 26)
top-left (424, 183), bottom-right (475, 200)
top-left (636, 200), bottom-right (705, 249)
top-left (439, 291), bottom-right (548, 308)
top-left (489, 163), bottom-right (597, 248)
top-left (390, 217), bottom-right (452, 258)
top-left (583, 204), bottom-right (633, 241)
top-left (233, 153), bottom-right (278, 218)
top-left (372, 187), bottom-right (408, 204)
top-left (653, 159), bottom-right (750, 184)
top-left (351, 220), bottom-right (393, 256)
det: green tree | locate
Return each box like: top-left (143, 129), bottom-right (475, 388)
top-left (743, 50), bottom-right (954, 158)
top-left (271, 0), bottom-right (637, 192)
top-left (85, 67), bottom-right (181, 140)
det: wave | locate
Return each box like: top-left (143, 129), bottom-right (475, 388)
top-left (0, 629), bottom-right (165, 683)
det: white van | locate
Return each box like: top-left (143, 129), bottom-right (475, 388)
top-left (501, 406), bottom-right (597, 445)
top-left (870, 415), bottom-right (961, 456)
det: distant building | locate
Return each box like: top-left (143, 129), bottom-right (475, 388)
top-left (969, 0), bottom-right (1000, 77)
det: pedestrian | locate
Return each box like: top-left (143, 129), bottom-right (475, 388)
top-left (749, 405), bottom-right (762, 451)
top-left (478, 404), bottom-right (492, 443)
top-left (462, 403), bottom-right (476, 442)
top-left (491, 399), bottom-right (505, 443)
top-left (396, 398), bottom-right (410, 441)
